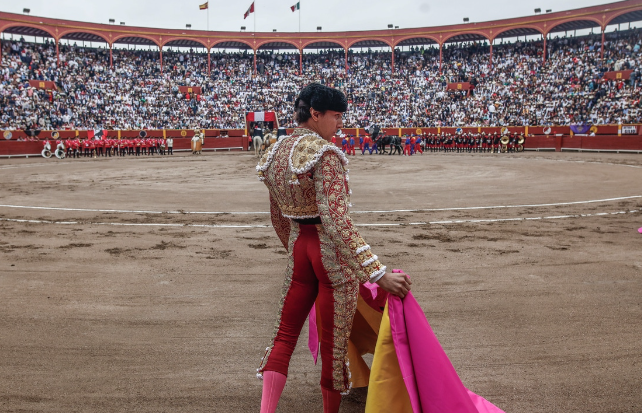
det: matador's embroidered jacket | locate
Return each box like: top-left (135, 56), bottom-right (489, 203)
top-left (256, 127), bottom-right (386, 392)
top-left (257, 127), bottom-right (386, 283)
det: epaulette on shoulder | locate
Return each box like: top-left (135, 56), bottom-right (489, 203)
top-left (256, 137), bottom-right (286, 180)
top-left (290, 134), bottom-right (348, 175)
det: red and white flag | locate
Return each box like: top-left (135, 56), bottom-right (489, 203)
top-left (244, 2), bottom-right (254, 19)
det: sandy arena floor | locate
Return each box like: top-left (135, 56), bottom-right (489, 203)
top-left (0, 150), bottom-right (641, 413)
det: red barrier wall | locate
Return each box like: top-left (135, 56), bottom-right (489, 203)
top-left (523, 135), bottom-right (642, 151)
top-left (0, 141), bottom-right (45, 156)
top-left (2, 132), bottom-right (641, 156)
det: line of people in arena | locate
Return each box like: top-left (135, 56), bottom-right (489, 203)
top-left (327, 131), bottom-right (523, 155)
top-left (1, 27), bottom-right (642, 131)
top-left (43, 137), bottom-right (174, 158)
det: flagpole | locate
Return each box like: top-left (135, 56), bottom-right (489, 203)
top-left (207, 5), bottom-right (209, 31)
top-left (299, 4), bottom-right (301, 33)
top-left (254, 1), bottom-right (256, 33)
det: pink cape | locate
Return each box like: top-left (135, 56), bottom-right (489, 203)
top-left (309, 270), bottom-right (504, 413)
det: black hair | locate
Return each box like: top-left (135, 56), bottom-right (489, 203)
top-left (294, 83), bottom-right (348, 124)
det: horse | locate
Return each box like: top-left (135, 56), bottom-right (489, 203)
top-left (254, 135), bottom-right (264, 157)
top-left (375, 136), bottom-right (403, 155)
top-left (258, 133), bottom-right (278, 158)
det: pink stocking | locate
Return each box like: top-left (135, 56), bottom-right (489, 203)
top-left (322, 387), bottom-right (342, 413)
top-left (260, 371), bottom-right (287, 413)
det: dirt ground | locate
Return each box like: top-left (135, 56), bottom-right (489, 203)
top-left (0, 150), bottom-right (641, 413)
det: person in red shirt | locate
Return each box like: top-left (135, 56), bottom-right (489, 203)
top-left (135, 138), bottom-right (142, 156)
top-left (88, 139), bottom-right (96, 157)
top-left (73, 138), bottom-right (81, 158)
top-left (66, 139), bottom-right (74, 158)
top-left (96, 139), bottom-right (104, 157)
top-left (330, 135), bottom-right (337, 146)
top-left (409, 135), bottom-right (417, 155)
top-left (142, 138), bottom-right (149, 156)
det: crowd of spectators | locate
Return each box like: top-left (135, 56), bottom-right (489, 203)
top-left (1, 27), bottom-right (642, 131)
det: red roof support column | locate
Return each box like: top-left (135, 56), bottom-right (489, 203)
top-left (490, 43), bottom-right (493, 68)
top-left (543, 35), bottom-right (547, 64)
top-left (299, 49), bottom-right (302, 75)
top-left (207, 49), bottom-right (211, 75)
top-left (601, 29), bottom-right (605, 59)
top-left (439, 43), bottom-right (443, 74)
top-left (253, 52), bottom-right (257, 74)
top-left (56, 41), bottom-right (59, 65)
top-left (391, 48), bottom-right (395, 73)
top-left (345, 48), bottom-right (348, 72)
top-left (160, 47), bottom-right (163, 75)
top-left (109, 44), bottom-right (113, 69)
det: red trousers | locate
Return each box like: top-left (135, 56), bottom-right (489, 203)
top-left (263, 224), bottom-right (338, 391)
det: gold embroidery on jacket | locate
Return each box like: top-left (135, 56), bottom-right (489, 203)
top-left (318, 226), bottom-right (359, 392)
top-left (313, 152), bottom-right (384, 283)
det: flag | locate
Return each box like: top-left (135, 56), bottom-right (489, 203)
top-left (244, 2), bottom-right (254, 19)
top-left (290, 1), bottom-right (300, 12)
top-left (199, 2), bottom-right (208, 10)
top-left (87, 129), bottom-right (105, 140)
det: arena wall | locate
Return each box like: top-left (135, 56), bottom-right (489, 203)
top-left (0, 136), bottom-right (247, 157)
top-left (3, 133), bottom-right (641, 157)
top-left (2, 124), bottom-right (641, 157)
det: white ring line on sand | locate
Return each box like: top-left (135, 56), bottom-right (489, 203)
top-left (0, 195), bottom-right (640, 216)
top-left (1, 209), bottom-right (638, 229)
top-left (553, 159), bottom-right (642, 169)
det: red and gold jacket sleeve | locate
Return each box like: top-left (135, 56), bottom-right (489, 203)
top-left (270, 192), bottom-right (291, 251)
top-left (313, 151), bottom-right (386, 284)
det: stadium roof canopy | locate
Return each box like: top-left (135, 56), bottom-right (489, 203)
top-left (548, 20), bottom-right (603, 34)
top-left (2, 25), bottom-right (53, 39)
top-left (59, 32), bottom-right (110, 43)
top-left (257, 41), bottom-right (299, 50)
top-left (303, 41), bottom-right (346, 49)
top-left (609, 8), bottom-right (642, 24)
top-left (2, 0), bottom-right (642, 51)
top-left (396, 37), bottom-right (439, 46)
top-left (493, 28), bottom-right (543, 39)
top-left (164, 39), bottom-right (208, 49)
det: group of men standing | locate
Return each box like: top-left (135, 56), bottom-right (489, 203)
top-left (424, 132), bottom-right (525, 153)
top-left (43, 137), bottom-right (175, 158)
top-left (326, 131), bottom-right (525, 156)
top-left (329, 134), bottom-right (424, 156)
